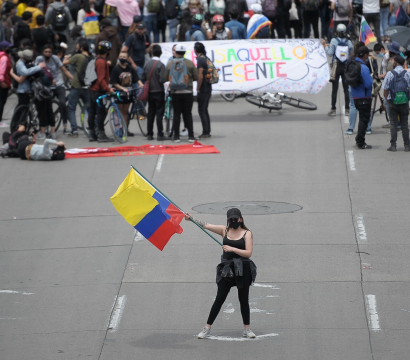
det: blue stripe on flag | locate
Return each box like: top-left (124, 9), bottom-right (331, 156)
top-left (84, 15), bottom-right (98, 23)
top-left (135, 204), bottom-right (167, 239)
top-left (152, 192), bottom-right (171, 220)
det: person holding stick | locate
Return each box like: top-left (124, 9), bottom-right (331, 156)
top-left (185, 208), bottom-right (257, 339)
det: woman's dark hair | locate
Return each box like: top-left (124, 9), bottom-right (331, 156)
top-left (36, 15), bottom-right (45, 26)
top-left (225, 217), bottom-right (250, 234)
top-left (82, 0), bottom-right (91, 14)
top-left (70, 25), bottom-right (83, 38)
top-left (352, 41), bottom-right (365, 58)
top-left (194, 42), bottom-right (206, 55)
top-left (177, 10), bottom-right (192, 41)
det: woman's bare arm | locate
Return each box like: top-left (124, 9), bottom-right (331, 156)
top-left (185, 213), bottom-right (226, 237)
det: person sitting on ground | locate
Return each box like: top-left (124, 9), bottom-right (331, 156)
top-left (0, 124), bottom-right (32, 158)
top-left (18, 138), bottom-right (66, 160)
top-left (207, 15), bottom-right (231, 40)
top-left (246, 4), bottom-right (271, 39)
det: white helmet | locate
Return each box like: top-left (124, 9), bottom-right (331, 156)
top-left (336, 24), bottom-right (347, 33)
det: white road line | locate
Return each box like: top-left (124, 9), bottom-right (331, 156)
top-left (108, 295), bottom-right (126, 332)
top-left (347, 150), bottom-right (356, 171)
top-left (342, 105), bottom-right (349, 124)
top-left (356, 214), bottom-right (367, 244)
top-left (0, 290), bottom-right (33, 295)
top-left (134, 230), bottom-right (145, 242)
top-left (205, 333), bottom-right (279, 341)
top-left (253, 283), bottom-right (280, 289)
top-left (156, 154), bottom-right (164, 172)
top-left (366, 295), bottom-right (380, 331)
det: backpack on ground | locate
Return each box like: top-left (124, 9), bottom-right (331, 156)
top-left (226, 0), bottom-right (240, 15)
top-left (334, 39), bottom-right (349, 63)
top-left (83, 58), bottom-right (98, 87)
top-left (262, 0), bottom-right (277, 18)
top-left (209, 0), bottom-right (225, 15)
top-left (83, 11), bottom-right (100, 36)
top-left (52, 7), bottom-right (69, 31)
top-left (169, 58), bottom-right (189, 90)
top-left (335, 0), bottom-right (350, 17)
top-left (165, 0), bottom-right (180, 19)
top-left (389, 70), bottom-right (410, 104)
top-left (345, 60), bottom-right (363, 87)
top-left (303, 0), bottom-right (319, 11)
top-left (77, 54), bottom-right (92, 87)
top-left (201, 55), bottom-right (219, 84)
top-left (147, 0), bottom-right (161, 13)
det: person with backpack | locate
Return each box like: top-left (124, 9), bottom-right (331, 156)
top-left (301, 0), bottom-right (319, 38)
top-left (88, 40), bottom-right (116, 142)
top-left (63, 39), bottom-right (91, 137)
top-left (185, 13), bottom-right (207, 41)
top-left (32, 15), bottom-right (58, 57)
top-left (77, 0), bottom-right (100, 52)
top-left (139, 0), bottom-right (160, 43)
top-left (2, 2), bottom-right (19, 43)
top-left (261, 0), bottom-right (277, 37)
top-left (247, 4), bottom-right (271, 39)
top-left (13, 11), bottom-right (31, 48)
top-left (105, 0), bottom-right (141, 43)
top-left (348, 46), bottom-right (373, 149)
top-left (45, 0), bottom-right (73, 44)
top-left (321, 23), bottom-right (353, 116)
top-left (95, 18), bottom-right (121, 74)
top-left (362, 0), bottom-right (381, 45)
top-left (226, 10), bottom-right (247, 39)
top-left (207, 14), bottom-right (232, 39)
top-left (163, 43), bottom-right (198, 143)
top-left (0, 40), bottom-right (13, 128)
top-left (381, 55), bottom-right (410, 152)
top-left (330, 0), bottom-right (352, 37)
top-left (225, 0), bottom-right (248, 23)
top-left (194, 42), bottom-right (213, 139)
top-left (165, 0), bottom-right (184, 41)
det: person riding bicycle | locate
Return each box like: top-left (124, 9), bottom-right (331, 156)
top-left (88, 40), bottom-right (116, 143)
top-left (207, 15), bottom-right (232, 40)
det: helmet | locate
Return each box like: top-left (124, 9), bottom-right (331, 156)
top-left (336, 24), bottom-right (346, 34)
top-left (212, 15), bottom-right (224, 23)
top-left (192, 13), bottom-right (203, 25)
top-left (97, 40), bottom-right (112, 54)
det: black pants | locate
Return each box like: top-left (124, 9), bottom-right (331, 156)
top-left (147, 91), bottom-right (165, 137)
top-left (354, 98), bottom-right (372, 146)
top-left (54, 85), bottom-right (68, 126)
top-left (388, 100), bottom-right (410, 146)
top-left (207, 277), bottom-right (251, 326)
top-left (88, 90), bottom-right (107, 132)
top-left (35, 97), bottom-right (55, 127)
top-left (363, 12), bottom-right (381, 45)
top-left (272, 15), bottom-right (291, 38)
top-left (331, 62), bottom-right (349, 110)
top-left (197, 91), bottom-right (212, 135)
top-left (17, 93), bottom-right (30, 108)
top-left (0, 87), bottom-right (9, 120)
top-left (172, 92), bottom-right (194, 138)
top-left (303, 10), bottom-right (319, 38)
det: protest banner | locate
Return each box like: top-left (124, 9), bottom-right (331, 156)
top-left (160, 39), bottom-right (329, 94)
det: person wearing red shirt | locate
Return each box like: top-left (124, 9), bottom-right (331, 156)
top-left (88, 40), bottom-right (116, 142)
top-left (0, 41), bottom-right (13, 128)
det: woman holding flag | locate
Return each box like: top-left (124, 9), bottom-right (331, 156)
top-left (185, 208), bottom-right (257, 339)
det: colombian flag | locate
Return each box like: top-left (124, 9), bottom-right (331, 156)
top-left (110, 169), bottom-right (185, 251)
top-left (359, 16), bottom-right (377, 46)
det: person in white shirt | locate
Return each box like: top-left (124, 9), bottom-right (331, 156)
top-left (362, 0), bottom-right (381, 44)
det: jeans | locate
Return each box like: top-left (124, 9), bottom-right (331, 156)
top-left (172, 92), bottom-right (194, 138)
top-left (67, 88), bottom-right (90, 133)
top-left (380, 7), bottom-right (389, 36)
top-left (331, 62), bottom-right (349, 110)
top-left (0, 87), bottom-right (9, 120)
top-left (147, 91), bottom-right (165, 137)
top-left (54, 85), bottom-right (68, 126)
top-left (120, 26), bottom-right (129, 43)
top-left (303, 10), bottom-right (319, 38)
top-left (144, 15), bottom-right (159, 43)
top-left (354, 98), bottom-right (372, 146)
top-left (348, 86), bottom-right (357, 130)
top-left (88, 90), bottom-right (107, 132)
top-left (197, 91), bottom-right (212, 135)
top-left (363, 13), bottom-right (381, 44)
top-left (320, 6), bottom-right (331, 39)
top-left (388, 100), bottom-right (410, 146)
top-left (389, 14), bottom-right (396, 27)
top-left (167, 18), bottom-right (179, 42)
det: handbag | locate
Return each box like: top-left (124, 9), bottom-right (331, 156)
top-left (137, 61), bottom-right (158, 102)
top-left (289, 1), bottom-right (299, 21)
top-left (329, 61), bottom-right (337, 82)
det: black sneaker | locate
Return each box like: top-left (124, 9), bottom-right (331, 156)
top-left (387, 145), bottom-right (397, 152)
top-left (147, 135), bottom-right (154, 140)
top-left (89, 130), bottom-right (98, 142)
top-left (157, 135), bottom-right (171, 141)
top-left (128, 130), bottom-right (134, 137)
top-left (198, 134), bottom-right (211, 139)
top-left (188, 137), bottom-right (197, 143)
top-left (97, 133), bottom-right (115, 142)
top-left (356, 144), bottom-right (372, 149)
top-left (68, 131), bottom-right (78, 138)
top-left (172, 137), bottom-right (180, 143)
top-left (63, 128), bottom-right (70, 135)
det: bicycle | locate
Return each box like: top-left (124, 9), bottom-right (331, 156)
top-left (127, 88), bottom-right (148, 137)
top-left (245, 92), bottom-right (317, 112)
top-left (96, 91), bottom-right (128, 143)
top-left (163, 93), bottom-right (173, 137)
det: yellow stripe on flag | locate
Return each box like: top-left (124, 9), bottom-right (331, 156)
top-left (110, 169), bottom-right (157, 226)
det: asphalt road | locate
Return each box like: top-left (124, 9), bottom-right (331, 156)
top-left (0, 84), bottom-right (409, 360)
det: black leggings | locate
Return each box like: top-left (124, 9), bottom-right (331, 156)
top-left (207, 278), bottom-right (251, 325)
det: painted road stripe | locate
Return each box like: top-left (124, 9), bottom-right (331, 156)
top-left (205, 333), bottom-right (278, 341)
top-left (347, 150), bottom-right (356, 170)
top-left (108, 295), bottom-right (126, 332)
top-left (134, 230), bottom-right (145, 242)
top-left (253, 283), bottom-right (280, 289)
top-left (366, 295), bottom-right (380, 331)
top-left (356, 214), bottom-right (367, 244)
top-left (0, 290), bottom-right (33, 295)
top-left (156, 154), bottom-right (164, 172)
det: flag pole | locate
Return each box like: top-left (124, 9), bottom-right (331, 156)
top-left (130, 165), bottom-right (223, 246)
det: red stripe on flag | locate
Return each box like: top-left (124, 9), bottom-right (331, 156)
top-left (165, 203), bottom-right (184, 233)
top-left (147, 220), bottom-right (181, 251)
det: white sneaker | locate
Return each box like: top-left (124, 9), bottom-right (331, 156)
top-left (37, 133), bottom-right (46, 140)
top-left (181, 128), bottom-right (188, 137)
top-left (197, 327), bottom-right (211, 339)
top-left (0, 121), bottom-right (8, 127)
top-left (243, 328), bottom-right (256, 338)
top-left (51, 133), bottom-right (58, 139)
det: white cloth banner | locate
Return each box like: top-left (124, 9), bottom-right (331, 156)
top-left (159, 39), bottom-right (329, 94)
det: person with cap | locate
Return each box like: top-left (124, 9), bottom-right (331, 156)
top-left (184, 208), bottom-right (257, 339)
top-left (381, 55), bottom-right (410, 152)
top-left (13, 11), bottom-right (32, 48)
top-left (321, 23), bottom-right (353, 116)
top-left (246, 4), bottom-right (271, 39)
top-left (329, 0), bottom-right (352, 37)
top-left (105, 0), bottom-right (141, 43)
top-left (121, 19), bottom-right (154, 80)
top-left (95, 18), bottom-right (122, 74)
top-left (45, 0), bottom-right (73, 44)
top-left (18, 138), bottom-right (66, 161)
top-left (0, 40), bottom-right (13, 127)
top-left (163, 43), bottom-right (199, 143)
top-left (186, 14), bottom-right (206, 41)
top-left (351, 46), bottom-right (373, 149)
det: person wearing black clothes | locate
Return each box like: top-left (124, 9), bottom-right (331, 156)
top-left (32, 15), bottom-right (58, 57)
top-left (301, 0), bottom-right (320, 39)
top-left (185, 208), bottom-right (257, 339)
top-left (194, 42), bottom-right (212, 139)
top-left (14, 11), bottom-right (32, 49)
top-left (141, 45), bottom-right (169, 141)
top-left (272, 0), bottom-right (292, 38)
top-left (225, 0), bottom-right (248, 24)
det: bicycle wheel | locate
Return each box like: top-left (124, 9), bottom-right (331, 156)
top-left (163, 97), bottom-right (173, 137)
top-left (278, 94), bottom-right (317, 110)
top-left (135, 99), bottom-right (148, 136)
top-left (245, 95), bottom-right (282, 110)
top-left (10, 105), bottom-right (31, 133)
top-left (108, 104), bottom-right (127, 143)
top-left (221, 93), bottom-right (236, 102)
top-left (52, 100), bottom-right (62, 131)
top-left (76, 99), bottom-right (84, 131)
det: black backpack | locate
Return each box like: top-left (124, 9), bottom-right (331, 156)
top-left (77, 54), bottom-right (92, 87)
top-left (68, 0), bottom-right (81, 23)
top-left (165, 0), bottom-right (179, 19)
top-left (52, 7), bottom-right (69, 31)
top-left (345, 60), bottom-right (363, 87)
top-left (226, 0), bottom-right (240, 14)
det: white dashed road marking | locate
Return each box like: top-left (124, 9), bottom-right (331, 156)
top-left (347, 150), bottom-right (356, 170)
top-left (108, 295), bottom-right (126, 332)
top-left (0, 290), bottom-right (33, 295)
top-left (156, 154), bottom-right (164, 172)
top-left (366, 295), bottom-right (380, 331)
top-left (356, 214), bottom-right (367, 244)
top-left (205, 333), bottom-right (279, 341)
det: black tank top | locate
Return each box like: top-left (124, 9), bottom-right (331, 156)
top-left (223, 230), bottom-right (247, 260)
